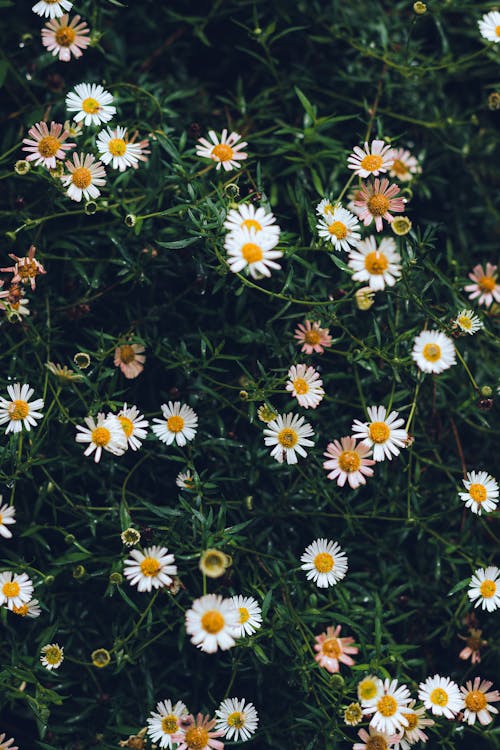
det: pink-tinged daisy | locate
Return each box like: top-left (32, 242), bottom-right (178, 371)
top-left (317, 205), bottom-right (361, 252)
top-left (230, 595), bottom-right (262, 637)
top-left (114, 343), bottom-right (146, 379)
top-left (147, 699), bottom-right (189, 749)
top-left (1, 286), bottom-right (30, 321)
top-left (62, 152), bottom-right (106, 202)
top-left (22, 120), bottom-right (75, 169)
top-left (479, 11), bottom-right (500, 43)
top-left (123, 545), bottom-right (177, 592)
top-left (351, 405), bottom-right (408, 462)
top-left (224, 203), bottom-right (280, 239)
top-left (353, 726), bottom-right (399, 750)
top-left (347, 236), bottom-right (402, 291)
top-left (0, 735), bottom-right (18, 750)
top-left (460, 678), bottom-right (500, 726)
top-left (453, 309), bottom-right (483, 335)
top-left (459, 628), bottom-right (487, 664)
top-left (196, 129), bottom-right (248, 171)
top-left (263, 412), bottom-right (314, 465)
top-left (459, 471), bottom-right (498, 515)
top-left (1, 245), bottom-right (46, 290)
top-left (395, 701), bottom-right (434, 749)
top-left (314, 624), bottom-right (358, 673)
top-left (97, 126), bottom-right (150, 171)
top-left (300, 538), bottom-right (348, 588)
top-left (12, 598), bottom-right (41, 618)
top-left (41, 14), bottom-right (90, 61)
top-left (0, 383), bottom-right (44, 434)
top-left (32, 0), bottom-right (72, 18)
top-left (294, 320), bottom-right (332, 354)
top-left (75, 412), bottom-right (128, 462)
top-left (116, 403), bottom-right (149, 451)
top-left (347, 139), bottom-right (393, 178)
top-left (464, 263), bottom-right (500, 308)
top-left (323, 436), bottom-right (375, 488)
top-left (411, 330), bottom-right (456, 374)
top-left (354, 178), bottom-right (405, 232)
top-left (152, 402), bottom-right (198, 447)
top-left (363, 678), bottom-right (411, 735)
top-left (0, 572), bottom-right (34, 610)
top-left (286, 363), bottom-right (324, 409)
top-left (0, 502), bottom-right (16, 538)
top-left (388, 147), bottom-right (422, 182)
top-left (185, 594), bottom-right (238, 654)
top-left (224, 226), bottom-right (282, 279)
top-left (418, 674), bottom-right (463, 718)
top-left (66, 82), bottom-right (116, 126)
top-left (468, 566), bottom-right (500, 612)
top-left (215, 697), bottom-right (258, 742)
top-left (175, 713), bottom-right (225, 750)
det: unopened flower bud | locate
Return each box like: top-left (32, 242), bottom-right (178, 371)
top-left (413, 1), bottom-right (427, 14)
top-left (14, 160), bottom-right (30, 175)
top-left (355, 286), bottom-right (375, 311)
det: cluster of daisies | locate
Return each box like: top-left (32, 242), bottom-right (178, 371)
top-left (32, 0), bottom-right (90, 62)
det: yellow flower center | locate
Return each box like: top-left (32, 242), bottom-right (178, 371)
top-left (366, 737), bottom-right (387, 750)
top-left (457, 315), bottom-right (472, 330)
top-left (241, 242), bottom-right (264, 264)
top-left (369, 421), bottom-right (390, 443)
top-left (44, 646), bottom-right (62, 664)
top-left (0, 514), bottom-right (3, 525)
top-left (402, 712), bottom-right (418, 730)
top-left (328, 220), bottom-right (348, 239)
top-left (469, 483), bottom-right (487, 503)
top-left (391, 158), bottom-right (408, 176)
top-left (314, 552), bottom-right (334, 573)
top-left (82, 97), bottom-right (101, 114)
top-left (161, 715), bottom-right (179, 734)
top-left (211, 143), bottom-right (233, 162)
top-left (323, 203), bottom-right (335, 214)
top-left (365, 251), bottom-right (389, 275)
top-left (479, 276), bottom-right (496, 292)
top-left (55, 25), bottom-right (76, 46)
top-left (277, 427), bottom-right (298, 448)
top-left (322, 637), bottom-right (341, 658)
top-left (37, 135), bottom-right (61, 158)
top-left (430, 687), bottom-right (448, 706)
top-left (241, 218), bottom-right (262, 231)
top-left (2, 581), bottom-right (20, 598)
top-left (119, 344), bottom-right (136, 363)
top-left (71, 166), bottom-right (92, 189)
top-left (227, 711), bottom-right (245, 728)
top-left (108, 138), bottom-right (127, 156)
top-left (17, 260), bottom-right (40, 280)
top-left (184, 727), bottom-right (209, 750)
top-left (480, 579), bottom-right (496, 598)
top-left (337, 450), bottom-right (361, 473)
top-left (167, 415), bottom-right (185, 433)
top-left (496, 25), bottom-right (500, 37)
top-left (422, 343), bottom-right (441, 362)
top-left (139, 557), bottom-right (161, 577)
top-left (8, 400), bottom-right (29, 420)
top-left (91, 426), bottom-right (111, 447)
top-left (201, 609), bottom-right (225, 634)
top-left (465, 690), bottom-right (488, 712)
top-left (377, 695), bottom-right (398, 717)
top-left (239, 606), bottom-right (250, 623)
top-left (304, 329), bottom-right (321, 345)
top-left (359, 679), bottom-right (379, 701)
top-left (118, 416), bottom-right (134, 438)
top-left (12, 603), bottom-right (29, 616)
top-left (367, 194), bottom-right (390, 216)
top-left (293, 377), bottom-right (309, 395)
top-left (361, 154), bottom-right (384, 172)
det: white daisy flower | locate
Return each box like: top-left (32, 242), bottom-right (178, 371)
top-left (0, 383), bottom-right (44, 434)
top-left (460, 677), bottom-right (500, 726)
top-left (315, 198), bottom-right (337, 219)
top-left (176, 470), bottom-right (195, 489)
top-left (357, 675), bottom-right (384, 705)
top-left (32, 0), bottom-right (72, 18)
top-left (66, 83), bottom-right (116, 126)
top-left (196, 129), bottom-right (248, 171)
top-left (347, 236), bottom-right (402, 291)
top-left (146, 699), bottom-right (189, 749)
top-left (411, 330), bottom-right (456, 374)
top-left (62, 152), bottom-right (106, 202)
top-left (459, 471), bottom-right (498, 515)
top-left (0, 572), bottom-right (34, 610)
top-left (317, 205), bottom-right (361, 252)
top-left (40, 643), bottom-right (64, 670)
top-left (123, 545), bottom-right (177, 592)
top-left (185, 594), bottom-right (239, 653)
top-left (468, 566), bottom-right (500, 612)
top-left (323, 436), bottom-right (375, 489)
top-left (12, 598), bottom-right (41, 618)
top-left (116, 403), bottom-right (149, 451)
top-left (96, 126), bottom-right (148, 171)
top-left (215, 697), bottom-right (259, 742)
top-left (478, 11), bottom-right (500, 43)
top-left (0, 502), bottom-right (16, 539)
top-left (286, 364), bottom-right (324, 409)
top-left (351, 405), bottom-right (408, 462)
top-left (230, 595), bottom-right (262, 637)
top-left (300, 538), bottom-right (348, 588)
top-left (418, 675), bottom-right (463, 718)
top-left (224, 203), bottom-right (280, 239)
top-left (263, 412), bottom-right (315, 465)
top-left (75, 412), bottom-right (128, 463)
top-left (395, 701), bottom-right (434, 749)
top-left (224, 227), bottom-right (282, 279)
top-left (151, 402), bottom-right (198, 447)
top-left (453, 309), bottom-right (483, 335)
top-left (347, 139), bottom-right (393, 178)
top-left (363, 678), bottom-right (411, 735)
top-left (388, 147), bottom-right (422, 182)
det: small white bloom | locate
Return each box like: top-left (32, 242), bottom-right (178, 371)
top-left (478, 11), bottom-right (500, 43)
top-left (453, 309), bottom-right (483, 335)
top-left (286, 364), bottom-right (324, 409)
top-left (66, 83), bottom-right (116, 126)
top-left (224, 203), bottom-right (280, 239)
top-left (215, 697), bottom-right (259, 741)
top-left (418, 674), bottom-right (463, 718)
top-left (315, 198), bottom-right (337, 219)
top-left (0, 383), bottom-right (44, 434)
top-left (395, 700), bottom-right (435, 749)
top-left (12, 598), bottom-right (41, 618)
top-left (0, 501), bottom-right (16, 539)
top-left (185, 594), bottom-right (239, 653)
top-left (263, 412), bottom-right (314, 464)
top-left (224, 226), bottom-right (282, 278)
top-left (351, 405), bottom-right (408, 462)
top-left (347, 235), bottom-right (401, 291)
top-left (358, 675), bottom-right (384, 705)
top-left (459, 471), bottom-right (498, 515)
top-left (151, 402), bottom-right (198, 447)
top-left (363, 678), bottom-right (411, 735)
top-left (411, 330), bottom-right (456, 374)
top-left (96, 126), bottom-right (148, 171)
top-left (196, 129), bottom-right (248, 171)
top-left (468, 566), bottom-right (500, 612)
top-left (300, 538), bottom-right (348, 588)
top-left (116, 403), bottom-right (149, 451)
top-left (388, 147), bottom-right (422, 182)
top-left (123, 546), bottom-right (177, 592)
top-left (32, 0), bottom-right (72, 18)
top-left (62, 152), bottom-right (106, 202)
top-left (40, 643), bottom-right (64, 670)
top-left (317, 205), bottom-right (361, 252)
top-left (230, 595), bottom-right (262, 637)
top-left (0, 572), bottom-right (34, 610)
top-left (146, 699), bottom-right (189, 749)
top-left (347, 139), bottom-right (393, 178)
top-left (75, 412), bottom-right (128, 463)
top-left (176, 470), bottom-right (195, 489)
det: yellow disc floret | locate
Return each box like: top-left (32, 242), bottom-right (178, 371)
top-left (314, 552), bottom-right (334, 573)
top-left (211, 143), bottom-right (233, 162)
top-left (201, 610), bottom-right (225, 634)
